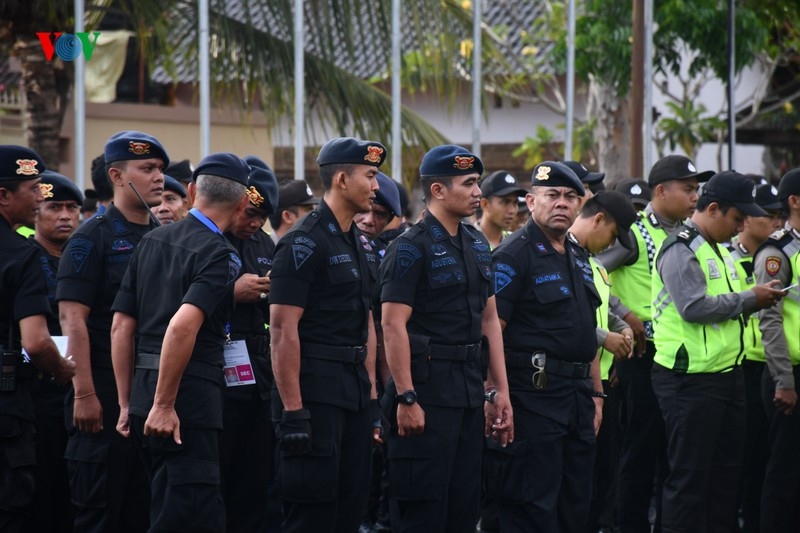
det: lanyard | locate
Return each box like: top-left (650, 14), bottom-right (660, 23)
top-left (189, 208), bottom-right (222, 235)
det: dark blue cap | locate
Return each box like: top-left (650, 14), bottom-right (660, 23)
top-left (163, 175), bottom-right (187, 198)
top-left (0, 145), bottom-right (46, 181)
top-left (563, 161), bottom-right (605, 186)
top-left (755, 183), bottom-right (781, 211)
top-left (420, 145), bottom-right (483, 178)
top-left (192, 153), bottom-right (250, 186)
top-left (165, 159), bottom-right (193, 184)
top-left (246, 166), bottom-right (279, 214)
top-left (317, 137), bottom-right (387, 168)
top-left (702, 171), bottom-right (765, 217)
top-left (777, 168), bottom-right (800, 201)
top-left (375, 172), bottom-right (402, 217)
top-left (39, 170), bottom-right (83, 205)
top-left (104, 131), bottom-right (169, 167)
top-left (243, 155), bottom-right (272, 171)
top-left (531, 161), bottom-right (585, 196)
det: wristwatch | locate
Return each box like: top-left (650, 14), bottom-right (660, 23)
top-left (396, 389), bottom-right (417, 405)
top-left (484, 387), bottom-right (498, 404)
top-left (592, 390), bottom-right (608, 399)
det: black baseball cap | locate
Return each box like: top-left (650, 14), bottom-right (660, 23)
top-left (614, 178), bottom-right (651, 208)
top-left (277, 180), bottom-right (319, 210)
top-left (777, 168), bottom-right (800, 201)
top-left (755, 183), bottom-right (781, 212)
top-left (563, 161), bottom-right (605, 186)
top-left (701, 171), bottom-right (766, 217)
top-left (648, 155), bottom-right (713, 187)
top-left (480, 170), bottom-right (527, 198)
top-left (592, 190), bottom-right (637, 249)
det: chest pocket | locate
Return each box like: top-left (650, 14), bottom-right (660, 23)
top-left (530, 281), bottom-right (573, 329)
top-left (320, 264), bottom-right (361, 310)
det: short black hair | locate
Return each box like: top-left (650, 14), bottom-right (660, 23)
top-left (695, 195), bottom-right (735, 214)
top-left (319, 163), bottom-right (354, 190)
top-left (92, 154), bottom-right (114, 201)
top-left (268, 205), bottom-right (298, 231)
top-left (419, 175), bottom-right (455, 203)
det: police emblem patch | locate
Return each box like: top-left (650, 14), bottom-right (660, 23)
top-left (228, 253), bottom-right (242, 284)
top-left (536, 242), bottom-right (547, 253)
top-left (68, 238), bottom-right (94, 273)
top-left (128, 141), bottom-right (151, 156)
top-left (40, 183), bottom-right (54, 199)
top-left (765, 256), bottom-right (781, 277)
top-left (246, 186), bottom-right (265, 207)
top-left (535, 166), bottom-right (551, 181)
top-left (495, 272), bottom-right (512, 293)
top-left (431, 244), bottom-right (447, 256)
top-left (396, 243), bottom-right (422, 278)
top-left (364, 146), bottom-right (384, 163)
top-left (292, 244), bottom-right (314, 270)
top-left (16, 159), bottom-right (39, 176)
top-left (453, 156), bottom-right (475, 170)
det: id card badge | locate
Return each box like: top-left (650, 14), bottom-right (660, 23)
top-left (223, 340), bottom-right (257, 387)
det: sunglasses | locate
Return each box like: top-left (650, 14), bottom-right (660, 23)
top-left (532, 351), bottom-right (547, 390)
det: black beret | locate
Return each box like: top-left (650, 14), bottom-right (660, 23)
top-left (591, 190), bottom-right (637, 249)
top-left (420, 145), bottom-right (484, 178)
top-left (777, 168), bottom-right (800, 201)
top-left (0, 145), bottom-right (46, 181)
top-left (277, 180), bottom-right (319, 210)
top-left (246, 166), bottom-right (279, 214)
top-left (163, 175), bottom-right (187, 198)
top-left (165, 159), bottom-right (193, 184)
top-left (317, 137), bottom-right (387, 168)
top-left (648, 155), bottom-right (713, 187)
top-left (755, 183), bottom-right (781, 211)
top-left (480, 170), bottom-right (527, 198)
top-left (563, 161), bottom-right (605, 186)
top-left (192, 153), bottom-right (250, 186)
top-left (375, 172), bottom-right (402, 217)
top-left (395, 180), bottom-right (409, 215)
top-left (104, 131), bottom-right (169, 168)
top-left (531, 161), bottom-right (585, 195)
top-left (243, 155), bottom-right (272, 171)
top-left (39, 170), bottom-right (83, 205)
top-left (702, 171), bottom-right (766, 217)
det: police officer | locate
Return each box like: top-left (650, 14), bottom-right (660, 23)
top-left (380, 145), bottom-right (513, 532)
top-left (568, 191), bottom-right (636, 533)
top-left (754, 168), bottom-right (800, 532)
top-left (110, 152), bottom-right (248, 531)
top-left (651, 171), bottom-right (784, 533)
top-left (268, 179), bottom-right (320, 244)
top-left (727, 183), bottom-right (783, 532)
top-left (151, 174), bottom-right (188, 225)
top-left (57, 130), bottom-right (168, 532)
top-left (269, 137), bottom-right (385, 533)
top-left (614, 178), bottom-right (651, 212)
top-left (476, 170), bottom-right (527, 249)
top-left (27, 170), bottom-right (83, 533)
top-left (486, 161), bottom-right (600, 532)
top-left (0, 146), bottom-right (75, 532)
top-left (220, 164), bottom-right (280, 532)
top-left (596, 155), bottom-right (712, 533)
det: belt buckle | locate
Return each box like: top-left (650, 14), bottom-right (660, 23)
top-left (531, 351), bottom-right (547, 390)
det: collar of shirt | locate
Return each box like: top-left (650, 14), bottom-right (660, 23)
top-left (189, 208), bottom-right (223, 235)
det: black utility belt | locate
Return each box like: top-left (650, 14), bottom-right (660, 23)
top-left (505, 351), bottom-right (591, 379)
top-left (302, 343), bottom-right (367, 364)
top-left (429, 342), bottom-right (482, 362)
top-left (134, 353), bottom-right (222, 383)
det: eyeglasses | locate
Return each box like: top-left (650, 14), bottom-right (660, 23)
top-left (531, 351), bottom-right (547, 390)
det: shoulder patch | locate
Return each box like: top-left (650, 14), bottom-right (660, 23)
top-left (396, 242), bottom-right (422, 278)
top-left (766, 256), bottom-right (782, 277)
top-left (68, 238), bottom-right (94, 273)
top-left (292, 244), bottom-right (314, 270)
top-left (228, 253), bottom-right (242, 284)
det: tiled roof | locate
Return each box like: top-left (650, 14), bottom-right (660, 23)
top-left (151, 0), bottom-right (552, 84)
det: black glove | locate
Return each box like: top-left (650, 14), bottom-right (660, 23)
top-left (279, 409), bottom-right (312, 455)
top-left (371, 398), bottom-right (389, 439)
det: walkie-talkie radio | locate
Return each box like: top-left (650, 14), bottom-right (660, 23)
top-left (1, 322), bottom-right (20, 392)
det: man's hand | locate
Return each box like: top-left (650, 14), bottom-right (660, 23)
top-left (593, 396), bottom-right (604, 435)
top-left (73, 393), bottom-right (103, 433)
top-left (52, 356), bottom-right (76, 384)
top-left (144, 404), bottom-right (182, 445)
top-left (371, 399), bottom-right (389, 445)
top-left (484, 390), bottom-right (514, 447)
top-left (396, 403), bottom-right (425, 436)
top-left (116, 405), bottom-right (131, 438)
top-left (279, 409), bottom-right (312, 455)
top-left (623, 312), bottom-right (646, 357)
top-left (604, 331), bottom-right (633, 360)
top-left (233, 273), bottom-right (271, 303)
top-left (774, 387), bottom-right (797, 416)
top-left (753, 280), bottom-right (786, 310)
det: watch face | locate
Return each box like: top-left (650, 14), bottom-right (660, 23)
top-left (400, 390), bottom-right (416, 404)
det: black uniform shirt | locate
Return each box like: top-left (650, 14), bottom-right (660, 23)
top-left (225, 229), bottom-right (274, 399)
top-left (113, 213), bottom-right (241, 428)
top-left (56, 205), bottom-right (154, 366)
top-left (493, 219), bottom-right (599, 362)
top-left (380, 210), bottom-right (493, 408)
top-left (30, 238), bottom-right (60, 335)
top-left (0, 217), bottom-right (52, 420)
top-left (268, 199), bottom-right (372, 410)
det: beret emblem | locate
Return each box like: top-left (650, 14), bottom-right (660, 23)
top-left (16, 159), bottom-right (39, 176)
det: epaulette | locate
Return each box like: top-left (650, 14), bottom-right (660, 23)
top-left (292, 209), bottom-right (321, 234)
top-left (656, 225), bottom-right (698, 261)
